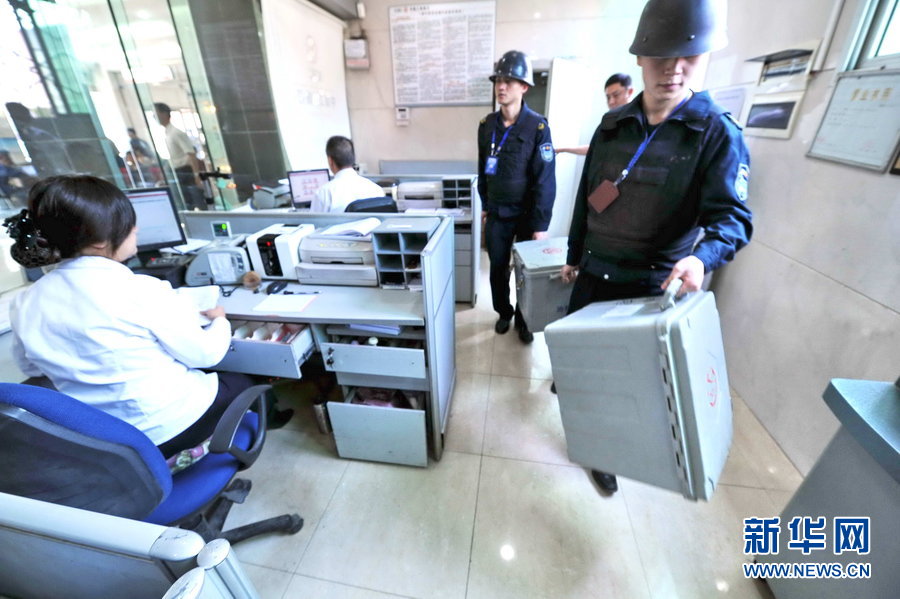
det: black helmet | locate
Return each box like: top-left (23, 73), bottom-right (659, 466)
top-left (629, 0), bottom-right (727, 58)
top-left (489, 50), bottom-right (534, 87)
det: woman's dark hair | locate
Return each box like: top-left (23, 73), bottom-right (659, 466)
top-left (24, 175), bottom-right (136, 261)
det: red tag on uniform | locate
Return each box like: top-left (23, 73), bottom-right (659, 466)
top-left (588, 179), bottom-right (620, 213)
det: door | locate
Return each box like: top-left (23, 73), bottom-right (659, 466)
top-left (544, 58), bottom-right (594, 239)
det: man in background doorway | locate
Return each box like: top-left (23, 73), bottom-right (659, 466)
top-left (555, 73), bottom-right (635, 156)
top-left (311, 135), bottom-right (384, 213)
top-left (153, 103), bottom-right (206, 210)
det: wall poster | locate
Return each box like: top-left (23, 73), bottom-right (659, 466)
top-left (389, 1), bottom-right (496, 106)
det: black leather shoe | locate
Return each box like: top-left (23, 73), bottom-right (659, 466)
top-left (267, 408), bottom-right (295, 430)
top-left (517, 326), bottom-right (534, 344)
top-left (495, 318), bottom-right (511, 334)
top-left (590, 470), bottom-right (618, 493)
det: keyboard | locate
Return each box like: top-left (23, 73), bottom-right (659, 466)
top-left (142, 255), bottom-right (192, 269)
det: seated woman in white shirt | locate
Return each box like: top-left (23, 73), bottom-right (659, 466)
top-left (6, 175), bottom-right (256, 458)
top-left (311, 135), bottom-right (386, 213)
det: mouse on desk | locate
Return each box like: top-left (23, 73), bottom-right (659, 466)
top-left (265, 280), bottom-right (288, 295)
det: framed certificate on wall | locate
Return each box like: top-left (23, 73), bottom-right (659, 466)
top-left (808, 69), bottom-right (900, 172)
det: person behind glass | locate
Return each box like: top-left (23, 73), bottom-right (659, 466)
top-left (4, 102), bottom-right (75, 177)
top-left (477, 50), bottom-right (557, 344)
top-left (153, 102), bottom-right (206, 211)
top-left (559, 0), bottom-right (753, 494)
top-left (127, 127), bottom-right (154, 161)
top-left (554, 73), bottom-right (636, 156)
top-left (311, 135), bottom-right (384, 213)
top-left (0, 150), bottom-right (35, 206)
top-left (5, 175), bottom-right (255, 459)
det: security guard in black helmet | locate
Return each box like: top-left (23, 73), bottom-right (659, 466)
top-left (478, 50), bottom-right (556, 344)
top-left (558, 0), bottom-right (753, 494)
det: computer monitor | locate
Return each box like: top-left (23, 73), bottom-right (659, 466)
top-left (287, 168), bottom-right (330, 208)
top-left (124, 187), bottom-right (186, 258)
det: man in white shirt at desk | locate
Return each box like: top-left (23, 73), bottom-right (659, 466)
top-left (311, 136), bottom-right (385, 213)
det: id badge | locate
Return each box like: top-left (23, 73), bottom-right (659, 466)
top-left (587, 179), bottom-right (620, 213)
top-left (485, 156), bottom-right (498, 175)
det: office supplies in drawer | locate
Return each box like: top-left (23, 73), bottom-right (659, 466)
top-left (215, 321), bottom-right (314, 378)
top-left (328, 386), bottom-right (427, 467)
top-left (320, 337), bottom-right (426, 379)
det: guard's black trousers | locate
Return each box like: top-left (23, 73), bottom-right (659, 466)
top-left (485, 213), bottom-right (533, 326)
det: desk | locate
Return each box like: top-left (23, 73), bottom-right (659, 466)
top-left (200, 215), bottom-right (456, 467)
top-left (757, 378), bottom-right (899, 598)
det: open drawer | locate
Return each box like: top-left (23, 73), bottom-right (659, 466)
top-left (320, 338), bottom-right (426, 380)
top-left (327, 387), bottom-right (427, 467)
top-left (215, 321), bottom-right (315, 378)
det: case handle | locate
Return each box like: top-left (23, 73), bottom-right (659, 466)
top-left (659, 278), bottom-right (684, 311)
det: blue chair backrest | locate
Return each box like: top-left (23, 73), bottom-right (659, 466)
top-left (0, 383), bottom-right (172, 520)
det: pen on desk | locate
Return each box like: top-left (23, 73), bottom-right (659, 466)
top-left (282, 290), bottom-right (320, 295)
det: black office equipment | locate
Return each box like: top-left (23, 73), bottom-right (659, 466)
top-left (345, 196), bottom-right (398, 213)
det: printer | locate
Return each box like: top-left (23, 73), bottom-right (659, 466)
top-left (249, 180), bottom-right (291, 209)
top-left (299, 237), bottom-right (375, 265)
top-left (396, 181), bottom-right (443, 211)
top-left (297, 218), bottom-right (378, 286)
top-left (247, 223), bottom-right (315, 280)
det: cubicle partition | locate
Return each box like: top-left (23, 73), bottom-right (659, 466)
top-left (363, 173), bottom-right (481, 305)
top-left (181, 211), bottom-right (457, 465)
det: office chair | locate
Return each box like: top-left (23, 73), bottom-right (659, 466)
top-left (0, 381), bottom-right (303, 545)
top-left (345, 196), bottom-right (398, 213)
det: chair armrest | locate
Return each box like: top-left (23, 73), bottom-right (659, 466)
top-left (208, 384), bottom-right (271, 469)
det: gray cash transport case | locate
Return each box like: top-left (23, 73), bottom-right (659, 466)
top-left (544, 282), bottom-right (732, 500)
top-left (512, 237), bottom-right (572, 332)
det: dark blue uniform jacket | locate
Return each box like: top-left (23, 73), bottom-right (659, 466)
top-left (567, 91), bottom-right (752, 280)
top-left (477, 102), bottom-right (556, 232)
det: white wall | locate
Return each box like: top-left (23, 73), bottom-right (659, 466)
top-left (347, 0), bottom-right (900, 475)
top-left (707, 0), bottom-right (900, 474)
top-left (346, 0), bottom-right (644, 172)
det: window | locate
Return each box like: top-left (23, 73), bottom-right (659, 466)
top-left (854, 0), bottom-right (900, 69)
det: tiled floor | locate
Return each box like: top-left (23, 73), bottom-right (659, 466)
top-left (220, 258), bottom-right (798, 599)
top-left (0, 256), bottom-right (801, 598)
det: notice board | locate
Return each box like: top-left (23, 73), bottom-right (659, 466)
top-left (807, 69), bottom-right (900, 171)
top-left (389, 1), bottom-right (496, 106)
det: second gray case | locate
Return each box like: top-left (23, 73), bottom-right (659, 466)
top-left (512, 237), bottom-right (572, 332)
top-left (544, 288), bottom-right (733, 500)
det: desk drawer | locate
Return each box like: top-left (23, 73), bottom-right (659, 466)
top-left (320, 341), bottom-right (426, 380)
top-left (328, 387), bottom-right (427, 467)
top-left (215, 323), bottom-right (314, 378)
top-left (455, 249), bottom-right (471, 266)
top-left (454, 233), bottom-right (472, 250)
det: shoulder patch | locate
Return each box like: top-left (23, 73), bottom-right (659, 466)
top-left (724, 112), bottom-right (743, 130)
top-left (735, 163), bottom-right (749, 202)
top-left (537, 122), bottom-right (545, 130)
top-left (480, 117), bottom-right (486, 124)
top-left (540, 143), bottom-right (554, 162)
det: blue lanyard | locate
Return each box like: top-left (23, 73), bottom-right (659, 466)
top-left (490, 115), bottom-right (515, 157)
top-left (614, 95), bottom-right (691, 186)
